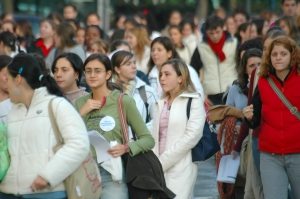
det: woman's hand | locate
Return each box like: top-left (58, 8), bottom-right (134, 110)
top-left (107, 143), bottom-right (127, 158)
top-left (30, 176), bottom-right (48, 192)
top-left (234, 124), bottom-right (241, 135)
top-left (231, 150), bottom-right (239, 160)
top-left (204, 95), bottom-right (213, 107)
top-left (79, 99), bottom-right (102, 116)
top-left (243, 104), bottom-right (254, 121)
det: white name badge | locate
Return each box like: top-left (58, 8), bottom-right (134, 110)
top-left (99, 116), bottom-right (116, 132)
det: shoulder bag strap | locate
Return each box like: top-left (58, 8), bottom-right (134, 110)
top-left (117, 94), bottom-right (130, 144)
top-left (138, 86), bottom-right (150, 123)
top-left (138, 86), bottom-right (147, 104)
top-left (48, 98), bottom-right (64, 148)
top-left (186, 98), bottom-right (193, 120)
top-left (267, 76), bottom-right (300, 120)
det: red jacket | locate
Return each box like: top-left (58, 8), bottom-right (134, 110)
top-left (257, 67), bottom-right (300, 154)
top-left (35, 38), bottom-right (54, 57)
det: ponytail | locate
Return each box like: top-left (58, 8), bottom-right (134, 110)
top-left (7, 53), bottom-right (63, 97)
top-left (40, 75), bottom-right (64, 97)
top-left (0, 31), bottom-right (16, 51)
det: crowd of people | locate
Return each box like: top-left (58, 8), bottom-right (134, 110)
top-left (0, 0), bottom-right (300, 198)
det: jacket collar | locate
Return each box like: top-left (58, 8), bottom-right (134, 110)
top-left (15, 87), bottom-right (52, 109)
top-left (202, 30), bottom-right (233, 44)
top-left (148, 66), bottom-right (158, 77)
top-left (267, 65), bottom-right (296, 85)
top-left (159, 92), bottom-right (200, 101)
top-left (135, 77), bottom-right (146, 89)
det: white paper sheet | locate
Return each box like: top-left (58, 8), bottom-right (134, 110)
top-left (217, 155), bottom-right (240, 184)
top-left (88, 130), bottom-right (112, 163)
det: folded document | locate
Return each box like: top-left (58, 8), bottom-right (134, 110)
top-left (217, 155), bottom-right (240, 184)
top-left (88, 130), bottom-right (112, 163)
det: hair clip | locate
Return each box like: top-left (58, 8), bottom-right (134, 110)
top-left (18, 67), bottom-right (23, 74)
top-left (39, 75), bottom-right (44, 81)
top-left (9, 41), bottom-right (14, 46)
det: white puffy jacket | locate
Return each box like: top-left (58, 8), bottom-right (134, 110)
top-left (0, 87), bottom-right (90, 195)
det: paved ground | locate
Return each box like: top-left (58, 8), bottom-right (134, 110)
top-left (194, 158), bottom-right (220, 199)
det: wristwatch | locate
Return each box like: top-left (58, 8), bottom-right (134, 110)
top-left (123, 143), bottom-right (130, 153)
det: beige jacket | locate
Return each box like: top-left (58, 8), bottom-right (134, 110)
top-left (150, 92), bottom-right (206, 199)
top-left (198, 37), bottom-right (238, 95)
top-left (176, 45), bottom-right (191, 65)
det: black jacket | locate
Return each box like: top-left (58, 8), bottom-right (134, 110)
top-left (123, 151), bottom-right (176, 199)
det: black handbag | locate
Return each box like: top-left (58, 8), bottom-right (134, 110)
top-left (117, 94), bottom-right (176, 199)
top-left (186, 98), bottom-right (220, 162)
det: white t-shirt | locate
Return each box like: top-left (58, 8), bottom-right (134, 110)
top-left (0, 98), bottom-right (12, 125)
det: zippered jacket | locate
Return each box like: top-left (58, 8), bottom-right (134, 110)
top-left (248, 66), bottom-right (300, 155)
top-left (0, 87), bottom-right (90, 194)
top-left (197, 32), bottom-right (238, 95)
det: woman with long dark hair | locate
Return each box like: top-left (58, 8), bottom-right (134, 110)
top-left (52, 52), bottom-right (88, 105)
top-left (74, 53), bottom-right (154, 199)
top-left (226, 48), bottom-right (262, 134)
top-left (0, 53), bottom-right (90, 199)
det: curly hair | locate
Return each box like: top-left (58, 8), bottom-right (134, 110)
top-left (260, 36), bottom-right (300, 77)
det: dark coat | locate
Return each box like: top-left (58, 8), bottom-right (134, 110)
top-left (122, 151), bottom-right (176, 199)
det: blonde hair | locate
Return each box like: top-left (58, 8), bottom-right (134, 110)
top-left (260, 36), bottom-right (300, 77)
top-left (91, 39), bottom-right (109, 54)
top-left (159, 59), bottom-right (196, 98)
top-left (127, 26), bottom-right (149, 62)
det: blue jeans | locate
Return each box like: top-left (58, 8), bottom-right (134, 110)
top-left (0, 192), bottom-right (67, 199)
top-left (99, 166), bottom-right (128, 199)
top-left (252, 137), bottom-right (260, 174)
top-left (260, 152), bottom-right (300, 199)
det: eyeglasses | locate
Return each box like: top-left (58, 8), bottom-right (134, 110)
top-left (84, 69), bottom-right (106, 75)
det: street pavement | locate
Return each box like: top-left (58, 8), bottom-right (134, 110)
top-left (193, 158), bottom-right (220, 199)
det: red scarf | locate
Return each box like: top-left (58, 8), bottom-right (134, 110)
top-left (207, 33), bottom-right (226, 62)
